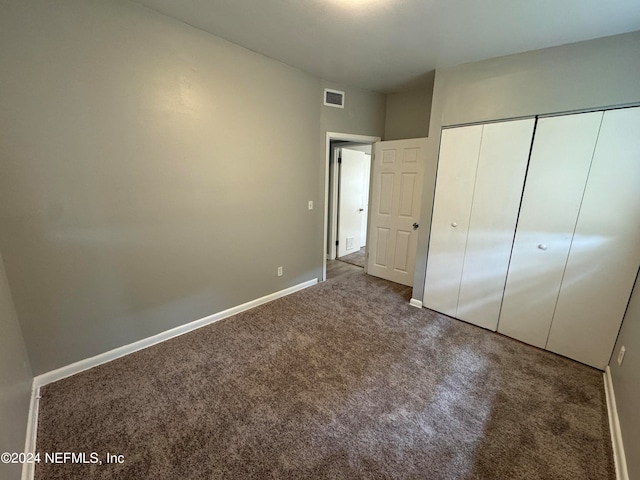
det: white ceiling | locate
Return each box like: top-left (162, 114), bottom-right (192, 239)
top-left (133, 0), bottom-right (640, 93)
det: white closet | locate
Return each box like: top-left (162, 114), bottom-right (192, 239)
top-left (536, 107), bottom-right (640, 368)
top-left (423, 118), bottom-right (535, 330)
top-left (424, 106), bottom-right (640, 370)
top-left (498, 111), bottom-right (604, 348)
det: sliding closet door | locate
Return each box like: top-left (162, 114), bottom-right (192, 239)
top-left (423, 125), bottom-right (482, 316)
top-left (498, 112), bottom-right (603, 348)
top-left (547, 107), bottom-right (640, 369)
top-left (456, 119), bottom-right (534, 330)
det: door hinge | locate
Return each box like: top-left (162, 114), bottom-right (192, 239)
top-left (336, 240), bottom-right (339, 246)
top-left (338, 157), bottom-right (342, 164)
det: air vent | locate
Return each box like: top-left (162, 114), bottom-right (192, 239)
top-left (324, 88), bottom-right (345, 108)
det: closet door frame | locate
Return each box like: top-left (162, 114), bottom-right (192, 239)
top-left (423, 105), bottom-right (640, 369)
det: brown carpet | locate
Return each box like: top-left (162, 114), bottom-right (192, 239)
top-left (337, 246), bottom-right (366, 268)
top-left (35, 271), bottom-right (614, 479)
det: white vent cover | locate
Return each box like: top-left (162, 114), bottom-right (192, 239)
top-left (324, 88), bottom-right (345, 108)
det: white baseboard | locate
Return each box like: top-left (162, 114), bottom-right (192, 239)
top-left (604, 366), bottom-right (629, 480)
top-left (22, 278), bottom-right (317, 480)
top-left (409, 298), bottom-right (423, 308)
top-left (33, 278), bottom-right (318, 389)
top-left (21, 385), bottom-right (40, 480)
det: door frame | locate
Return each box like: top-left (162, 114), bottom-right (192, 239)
top-left (323, 132), bottom-right (381, 281)
top-left (330, 145), bottom-right (372, 260)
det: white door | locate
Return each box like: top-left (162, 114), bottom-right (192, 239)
top-left (423, 120), bottom-right (534, 327)
top-left (546, 106), bottom-right (640, 369)
top-left (455, 118), bottom-right (534, 330)
top-left (423, 126), bottom-right (483, 316)
top-left (361, 155), bottom-right (371, 247)
top-left (338, 148), bottom-right (368, 257)
top-left (498, 111), bottom-right (603, 347)
top-left (368, 138), bottom-right (427, 286)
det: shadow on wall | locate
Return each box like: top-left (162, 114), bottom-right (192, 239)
top-left (384, 71), bottom-right (434, 141)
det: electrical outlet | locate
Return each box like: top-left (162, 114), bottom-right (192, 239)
top-left (308, 200), bottom-right (313, 210)
top-left (277, 266), bottom-right (283, 277)
top-left (617, 346), bottom-right (626, 366)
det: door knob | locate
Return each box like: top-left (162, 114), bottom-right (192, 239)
top-left (538, 244), bottom-right (548, 251)
top-left (451, 221), bottom-right (458, 228)
top-left (413, 222), bottom-right (419, 230)
top-left (359, 208), bottom-right (364, 212)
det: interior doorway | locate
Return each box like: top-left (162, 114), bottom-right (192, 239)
top-left (323, 132), bottom-right (381, 281)
top-left (331, 143), bottom-right (371, 259)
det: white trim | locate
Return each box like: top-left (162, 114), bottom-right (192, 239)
top-left (33, 279), bottom-right (318, 388)
top-left (409, 298), bottom-right (423, 308)
top-left (323, 132), bottom-right (381, 282)
top-left (329, 145), bottom-right (340, 260)
top-left (323, 88), bottom-right (345, 108)
top-left (21, 385), bottom-right (40, 480)
top-left (604, 367), bottom-right (629, 480)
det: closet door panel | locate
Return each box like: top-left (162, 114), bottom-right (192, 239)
top-left (423, 125), bottom-right (483, 316)
top-left (498, 112), bottom-right (603, 348)
top-left (547, 107), bottom-right (640, 369)
top-left (456, 119), bottom-right (535, 330)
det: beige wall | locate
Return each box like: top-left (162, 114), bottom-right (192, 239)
top-left (383, 72), bottom-right (434, 141)
top-left (0, 0), bottom-right (386, 375)
top-left (610, 279), bottom-right (640, 479)
top-left (320, 81), bottom-right (386, 138)
top-left (413, 31), bottom-right (640, 297)
top-left (319, 81), bottom-right (386, 266)
top-left (0, 250), bottom-right (32, 480)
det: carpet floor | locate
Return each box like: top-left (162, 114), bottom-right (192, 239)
top-left (337, 247), bottom-right (366, 268)
top-left (35, 271), bottom-right (614, 479)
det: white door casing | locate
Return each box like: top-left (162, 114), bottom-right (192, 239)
top-left (368, 138), bottom-right (427, 287)
top-left (361, 154), bottom-right (371, 247)
top-left (323, 132), bottom-right (381, 282)
top-left (338, 148), bottom-right (368, 257)
top-left (328, 145), bottom-right (341, 260)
